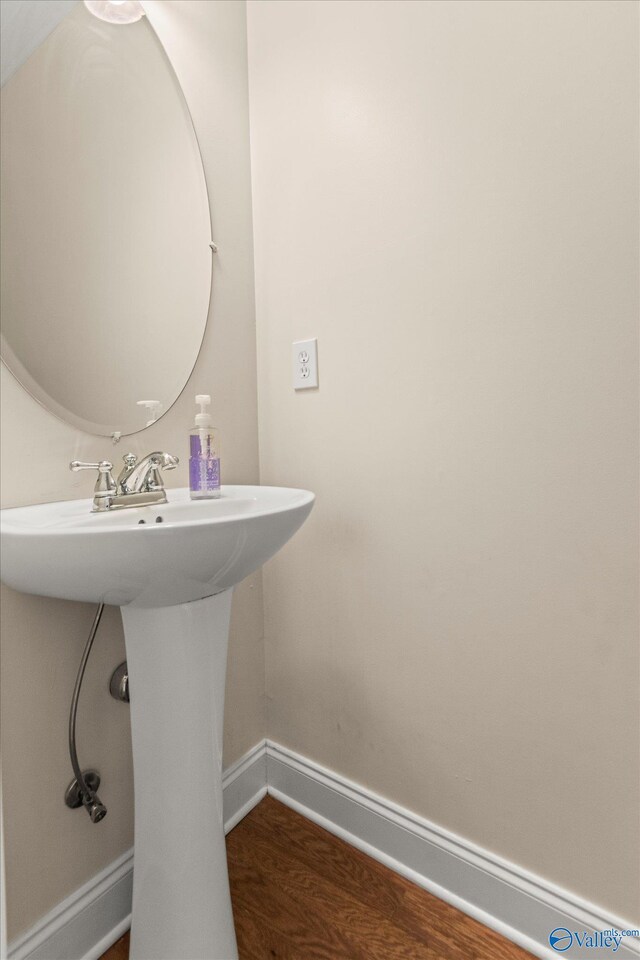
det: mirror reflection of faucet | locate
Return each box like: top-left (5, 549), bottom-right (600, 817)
top-left (70, 452), bottom-right (178, 512)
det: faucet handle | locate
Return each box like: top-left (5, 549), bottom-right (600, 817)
top-left (70, 460), bottom-right (114, 474)
top-left (69, 460), bottom-right (116, 498)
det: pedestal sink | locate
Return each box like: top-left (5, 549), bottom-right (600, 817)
top-left (0, 485), bottom-right (314, 960)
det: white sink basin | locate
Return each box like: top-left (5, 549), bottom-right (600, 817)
top-left (0, 484), bottom-right (314, 960)
top-left (0, 484), bottom-right (314, 607)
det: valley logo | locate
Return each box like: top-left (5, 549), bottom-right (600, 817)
top-left (549, 926), bottom-right (640, 953)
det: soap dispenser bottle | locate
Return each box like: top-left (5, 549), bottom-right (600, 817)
top-left (189, 394), bottom-right (221, 499)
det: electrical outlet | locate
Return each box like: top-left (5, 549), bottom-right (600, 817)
top-left (292, 338), bottom-right (318, 389)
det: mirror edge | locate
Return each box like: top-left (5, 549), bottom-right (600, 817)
top-left (0, 6), bottom-right (215, 439)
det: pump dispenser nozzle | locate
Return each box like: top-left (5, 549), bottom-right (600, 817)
top-left (194, 394), bottom-right (212, 428)
top-left (137, 400), bottom-right (163, 426)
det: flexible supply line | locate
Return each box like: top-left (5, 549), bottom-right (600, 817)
top-left (68, 603), bottom-right (107, 823)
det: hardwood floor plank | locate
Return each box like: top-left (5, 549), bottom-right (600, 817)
top-left (245, 796), bottom-right (404, 918)
top-left (244, 798), bottom-right (531, 960)
top-left (98, 796), bottom-right (535, 960)
top-left (102, 932), bottom-right (129, 960)
top-left (228, 819), bottom-right (447, 960)
top-left (231, 906), bottom-right (324, 960)
top-left (228, 845), bottom-right (356, 958)
top-left (393, 879), bottom-right (533, 960)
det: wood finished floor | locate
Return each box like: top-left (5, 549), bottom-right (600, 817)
top-left (100, 796), bottom-right (533, 960)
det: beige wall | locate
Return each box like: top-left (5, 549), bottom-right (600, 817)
top-left (247, 0), bottom-right (639, 922)
top-left (0, 0), bottom-right (262, 941)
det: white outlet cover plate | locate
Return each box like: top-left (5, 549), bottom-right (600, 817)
top-left (292, 338), bottom-right (318, 390)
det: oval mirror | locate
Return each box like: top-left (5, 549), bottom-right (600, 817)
top-left (0, 2), bottom-right (212, 437)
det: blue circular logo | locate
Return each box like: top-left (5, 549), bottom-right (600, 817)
top-left (549, 928), bottom-right (573, 952)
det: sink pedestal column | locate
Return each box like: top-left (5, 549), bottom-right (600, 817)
top-left (121, 589), bottom-right (238, 960)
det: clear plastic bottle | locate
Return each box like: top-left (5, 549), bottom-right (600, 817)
top-left (189, 395), bottom-right (221, 499)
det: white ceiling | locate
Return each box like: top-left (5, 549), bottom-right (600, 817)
top-left (1, 0), bottom-right (79, 86)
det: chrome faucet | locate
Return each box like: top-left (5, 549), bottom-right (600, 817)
top-left (70, 452), bottom-right (179, 512)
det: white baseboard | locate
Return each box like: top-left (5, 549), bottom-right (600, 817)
top-left (7, 739), bottom-right (638, 960)
top-left (6, 850), bottom-right (134, 960)
top-left (265, 741), bottom-right (640, 960)
top-left (6, 743), bottom-right (268, 960)
top-left (222, 740), bottom-right (267, 833)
